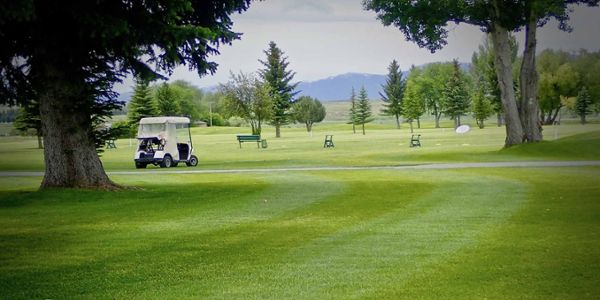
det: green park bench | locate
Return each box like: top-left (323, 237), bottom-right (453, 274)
top-left (324, 135), bottom-right (334, 148)
top-left (237, 135), bottom-right (267, 148)
top-left (106, 139), bottom-right (117, 149)
top-left (410, 134), bottom-right (421, 147)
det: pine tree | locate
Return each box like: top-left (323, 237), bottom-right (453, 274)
top-left (471, 89), bottom-right (493, 129)
top-left (380, 60), bottom-right (406, 129)
top-left (258, 41), bottom-right (298, 138)
top-left (14, 100), bottom-right (43, 149)
top-left (355, 87), bottom-right (373, 135)
top-left (575, 86), bottom-right (593, 125)
top-left (128, 79), bottom-right (158, 126)
top-left (443, 60), bottom-right (470, 129)
top-left (349, 88), bottom-right (358, 134)
top-left (156, 83), bottom-right (180, 116)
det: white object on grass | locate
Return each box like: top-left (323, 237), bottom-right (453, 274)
top-left (455, 125), bottom-right (471, 134)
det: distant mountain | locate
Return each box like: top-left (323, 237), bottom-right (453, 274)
top-left (200, 63), bottom-right (470, 101)
top-left (296, 73), bottom-right (388, 101)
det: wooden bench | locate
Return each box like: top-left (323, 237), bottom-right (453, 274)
top-left (237, 135), bottom-right (262, 148)
top-left (324, 135), bottom-right (334, 148)
top-left (410, 134), bottom-right (421, 147)
top-left (106, 139), bottom-right (117, 149)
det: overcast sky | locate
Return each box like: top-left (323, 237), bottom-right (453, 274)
top-left (115, 0), bottom-right (600, 93)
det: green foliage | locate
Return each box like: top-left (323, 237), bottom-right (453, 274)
top-left (258, 41), bottom-right (298, 133)
top-left (442, 60), bottom-right (471, 128)
top-left (156, 83), bottom-right (180, 116)
top-left (575, 86), bottom-right (593, 124)
top-left (402, 76), bottom-right (426, 133)
top-left (221, 72), bottom-right (273, 135)
top-left (13, 101), bottom-right (41, 136)
top-left (127, 79), bottom-right (158, 126)
top-left (471, 89), bottom-right (493, 129)
top-left (109, 120), bottom-right (135, 139)
top-left (355, 87), bottom-right (373, 135)
top-left (292, 96), bottom-right (326, 133)
top-left (169, 80), bottom-right (203, 121)
top-left (537, 50), bottom-right (581, 124)
top-left (380, 60), bottom-right (405, 128)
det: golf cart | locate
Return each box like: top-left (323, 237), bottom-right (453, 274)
top-left (134, 117), bottom-right (198, 168)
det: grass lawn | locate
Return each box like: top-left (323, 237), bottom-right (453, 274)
top-left (0, 167), bottom-right (599, 298)
top-left (0, 120), bottom-right (599, 298)
top-left (0, 123), bottom-right (599, 171)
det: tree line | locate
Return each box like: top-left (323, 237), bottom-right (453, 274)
top-left (364, 0), bottom-right (600, 147)
top-left (351, 45), bottom-right (599, 135)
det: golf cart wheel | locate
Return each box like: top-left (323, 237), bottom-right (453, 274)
top-left (186, 155), bottom-right (198, 167)
top-left (160, 155), bottom-right (172, 168)
top-left (135, 162), bottom-right (147, 169)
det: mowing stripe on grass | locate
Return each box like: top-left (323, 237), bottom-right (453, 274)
top-left (1, 160), bottom-right (599, 177)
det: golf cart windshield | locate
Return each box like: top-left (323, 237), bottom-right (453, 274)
top-left (139, 123), bottom-right (166, 136)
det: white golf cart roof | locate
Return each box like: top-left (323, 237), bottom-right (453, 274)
top-left (139, 117), bottom-right (190, 125)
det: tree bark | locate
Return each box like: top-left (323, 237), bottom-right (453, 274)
top-left (417, 118), bottom-right (421, 129)
top-left (395, 114), bottom-right (400, 129)
top-left (37, 64), bottom-right (118, 189)
top-left (409, 121), bottom-right (413, 133)
top-left (519, 16), bottom-right (543, 142)
top-left (490, 23), bottom-right (524, 147)
top-left (275, 124), bottom-right (281, 138)
top-left (362, 123), bottom-right (365, 135)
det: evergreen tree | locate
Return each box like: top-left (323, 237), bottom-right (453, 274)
top-left (471, 89), bottom-right (493, 129)
top-left (14, 100), bottom-right (43, 149)
top-left (443, 60), bottom-right (471, 129)
top-left (156, 83), bottom-right (180, 116)
top-left (349, 88), bottom-right (358, 134)
top-left (355, 87), bottom-right (373, 135)
top-left (258, 41), bottom-right (298, 138)
top-left (575, 86), bottom-right (593, 124)
top-left (127, 79), bottom-right (158, 126)
top-left (402, 80), bottom-right (426, 133)
top-left (380, 60), bottom-right (406, 129)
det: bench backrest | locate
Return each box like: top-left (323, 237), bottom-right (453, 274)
top-left (237, 135), bottom-right (260, 141)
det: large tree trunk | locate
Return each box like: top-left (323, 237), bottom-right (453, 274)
top-left (490, 23), bottom-right (524, 147)
top-left (496, 112), bottom-right (503, 127)
top-left (519, 16), bottom-right (543, 142)
top-left (37, 64), bottom-right (118, 189)
top-left (433, 107), bottom-right (441, 128)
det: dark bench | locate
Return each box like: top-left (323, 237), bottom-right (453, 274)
top-left (237, 135), bottom-right (262, 148)
top-left (324, 135), bottom-right (334, 148)
top-left (410, 134), bottom-right (421, 147)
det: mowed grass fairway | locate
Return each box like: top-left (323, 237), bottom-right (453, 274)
top-left (0, 122), bottom-right (599, 298)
